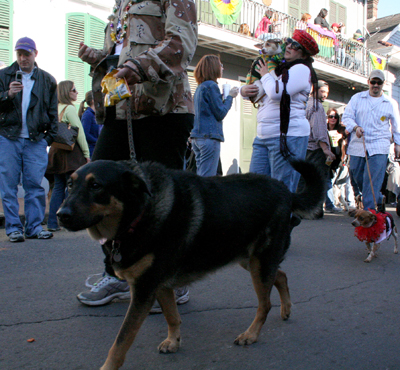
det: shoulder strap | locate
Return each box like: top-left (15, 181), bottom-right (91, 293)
top-left (59, 106), bottom-right (68, 122)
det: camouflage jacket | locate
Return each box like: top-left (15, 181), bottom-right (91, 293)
top-left (90, 0), bottom-right (198, 124)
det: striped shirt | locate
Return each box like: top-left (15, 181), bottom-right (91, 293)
top-left (343, 90), bottom-right (400, 157)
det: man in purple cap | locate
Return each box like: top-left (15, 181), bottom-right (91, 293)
top-left (0, 37), bottom-right (58, 242)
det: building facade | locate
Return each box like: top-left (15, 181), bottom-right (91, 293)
top-left (0, 0), bottom-right (396, 174)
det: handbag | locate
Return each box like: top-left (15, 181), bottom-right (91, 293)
top-left (51, 106), bottom-right (79, 151)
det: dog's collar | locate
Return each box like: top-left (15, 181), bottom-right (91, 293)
top-left (111, 210), bottom-right (145, 263)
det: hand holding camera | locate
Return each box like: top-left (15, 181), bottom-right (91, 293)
top-left (8, 71), bottom-right (23, 99)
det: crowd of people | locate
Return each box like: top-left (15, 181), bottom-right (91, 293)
top-left (1, 0), bottom-right (400, 312)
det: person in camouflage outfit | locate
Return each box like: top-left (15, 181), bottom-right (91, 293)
top-left (76, 0), bottom-right (197, 307)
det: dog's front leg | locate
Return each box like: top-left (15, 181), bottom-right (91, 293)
top-left (156, 287), bottom-right (182, 353)
top-left (364, 243), bottom-right (379, 263)
top-left (100, 287), bottom-right (156, 370)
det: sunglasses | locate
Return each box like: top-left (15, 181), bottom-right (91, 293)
top-left (369, 80), bottom-right (383, 86)
top-left (328, 115), bottom-right (337, 119)
top-left (71, 88), bottom-right (77, 93)
top-left (286, 38), bottom-right (305, 52)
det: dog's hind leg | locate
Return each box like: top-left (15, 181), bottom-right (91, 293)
top-left (156, 287), bottom-right (182, 354)
top-left (274, 269), bottom-right (291, 320)
top-left (239, 262), bottom-right (291, 321)
top-left (393, 226), bottom-right (399, 254)
top-left (234, 256), bottom-right (275, 346)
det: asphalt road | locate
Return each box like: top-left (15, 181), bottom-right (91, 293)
top-left (1, 209), bottom-right (399, 370)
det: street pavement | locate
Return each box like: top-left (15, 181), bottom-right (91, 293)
top-left (1, 208), bottom-right (399, 370)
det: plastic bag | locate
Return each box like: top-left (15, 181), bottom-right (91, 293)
top-left (101, 69), bottom-right (132, 107)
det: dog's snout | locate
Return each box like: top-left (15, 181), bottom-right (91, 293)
top-left (351, 220), bottom-right (360, 227)
top-left (57, 207), bottom-right (72, 225)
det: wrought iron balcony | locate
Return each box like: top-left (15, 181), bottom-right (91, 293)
top-left (196, 0), bottom-right (387, 79)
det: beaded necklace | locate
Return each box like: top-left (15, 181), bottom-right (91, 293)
top-left (109, 1), bottom-right (136, 44)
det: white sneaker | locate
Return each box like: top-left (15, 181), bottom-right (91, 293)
top-left (76, 273), bottom-right (130, 306)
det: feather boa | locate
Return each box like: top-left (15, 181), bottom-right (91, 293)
top-left (354, 209), bottom-right (386, 243)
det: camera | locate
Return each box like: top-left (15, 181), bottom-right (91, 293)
top-left (15, 71), bottom-right (23, 84)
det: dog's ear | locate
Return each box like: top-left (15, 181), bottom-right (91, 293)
top-left (254, 43), bottom-right (263, 49)
top-left (348, 209), bottom-right (357, 217)
top-left (122, 170), bottom-right (152, 198)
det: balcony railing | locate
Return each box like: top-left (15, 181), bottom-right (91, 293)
top-left (196, 0), bottom-right (386, 79)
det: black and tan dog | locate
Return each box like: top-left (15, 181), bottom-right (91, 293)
top-left (57, 159), bottom-right (324, 370)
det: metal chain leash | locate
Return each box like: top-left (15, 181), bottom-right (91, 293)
top-left (126, 99), bottom-right (137, 163)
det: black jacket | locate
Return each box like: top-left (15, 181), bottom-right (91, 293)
top-left (0, 61), bottom-right (58, 145)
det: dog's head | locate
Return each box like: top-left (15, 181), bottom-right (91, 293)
top-left (350, 209), bottom-right (377, 228)
top-left (57, 160), bottom-right (151, 239)
top-left (255, 38), bottom-right (282, 56)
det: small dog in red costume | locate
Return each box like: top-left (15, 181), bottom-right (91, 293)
top-left (350, 209), bottom-right (399, 263)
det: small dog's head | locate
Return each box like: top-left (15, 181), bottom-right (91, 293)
top-left (255, 38), bottom-right (282, 56)
top-left (350, 209), bottom-right (377, 228)
top-left (57, 160), bottom-right (151, 237)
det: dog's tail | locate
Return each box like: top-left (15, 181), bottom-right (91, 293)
top-left (291, 160), bottom-right (326, 218)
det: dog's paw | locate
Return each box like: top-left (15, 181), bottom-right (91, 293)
top-left (234, 331), bottom-right (258, 346)
top-left (158, 338), bottom-right (180, 354)
top-left (280, 303), bottom-right (291, 320)
top-left (364, 257), bottom-right (371, 263)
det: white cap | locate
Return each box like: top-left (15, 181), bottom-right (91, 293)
top-left (369, 69), bottom-right (385, 81)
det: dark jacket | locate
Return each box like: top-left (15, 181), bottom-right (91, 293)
top-left (0, 61), bottom-right (58, 145)
top-left (81, 107), bottom-right (100, 157)
top-left (314, 16), bottom-right (330, 30)
top-left (190, 80), bottom-right (233, 142)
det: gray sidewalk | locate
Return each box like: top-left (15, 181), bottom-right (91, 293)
top-left (1, 209), bottom-right (399, 370)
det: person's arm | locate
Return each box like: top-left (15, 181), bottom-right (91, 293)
top-left (389, 99), bottom-right (400, 158)
top-left (207, 83), bottom-right (233, 121)
top-left (44, 79), bottom-right (58, 146)
top-left (342, 95), bottom-right (363, 136)
top-left (116, 0), bottom-right (197, 85)
top-left (64, 106), bottom-right (90, 159)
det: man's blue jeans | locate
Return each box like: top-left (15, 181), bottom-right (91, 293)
top-left (349, 154), bottom-right (388, 210)
top-left (192, 138), bottom-right (221, 177)
top-left (0, 137), bottom-right (48, 236)
top-left (249, 136), bottom-right (308, 192)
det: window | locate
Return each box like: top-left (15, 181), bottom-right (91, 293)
top-left (66, 13), bottom-right (106, 97)
top-left (0, 0), bottom-right (13, 67)
top-left (288, 0), bottom-right (309, 20)
top-left (329, 0), bottom-right (346, 27)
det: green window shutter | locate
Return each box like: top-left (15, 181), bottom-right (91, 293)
top-left (300, 0), bottom-right (309, 15)
top-left (0, 0), bottom-right (13, 67)
top-left (66, 13), bottom-right (106, 101)
top-left (288, 0), bottom-right (308, 19)
top-left (288, 0), bottom-right (300, 19)
top-left (66, 14), bottom-right (86, 99)
top-left (329, 1), bottom-right (346, 26)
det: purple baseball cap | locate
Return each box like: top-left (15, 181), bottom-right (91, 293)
top-left (15, 37), bottom-right (37, 52)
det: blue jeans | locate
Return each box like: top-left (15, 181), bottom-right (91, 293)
top-left (0, 137), bottom-right (48, 236)
top-left (350, 154), bottom-right (388, 210)
top-left (191, 138), bottom-right (221, 177)
top-left (48, 173), bottom-right (71, 229)
top-left (249, 136), bottom-right (308, 192)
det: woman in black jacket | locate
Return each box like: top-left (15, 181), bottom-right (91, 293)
top-left (314, 8), bottom-right (330, 30)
